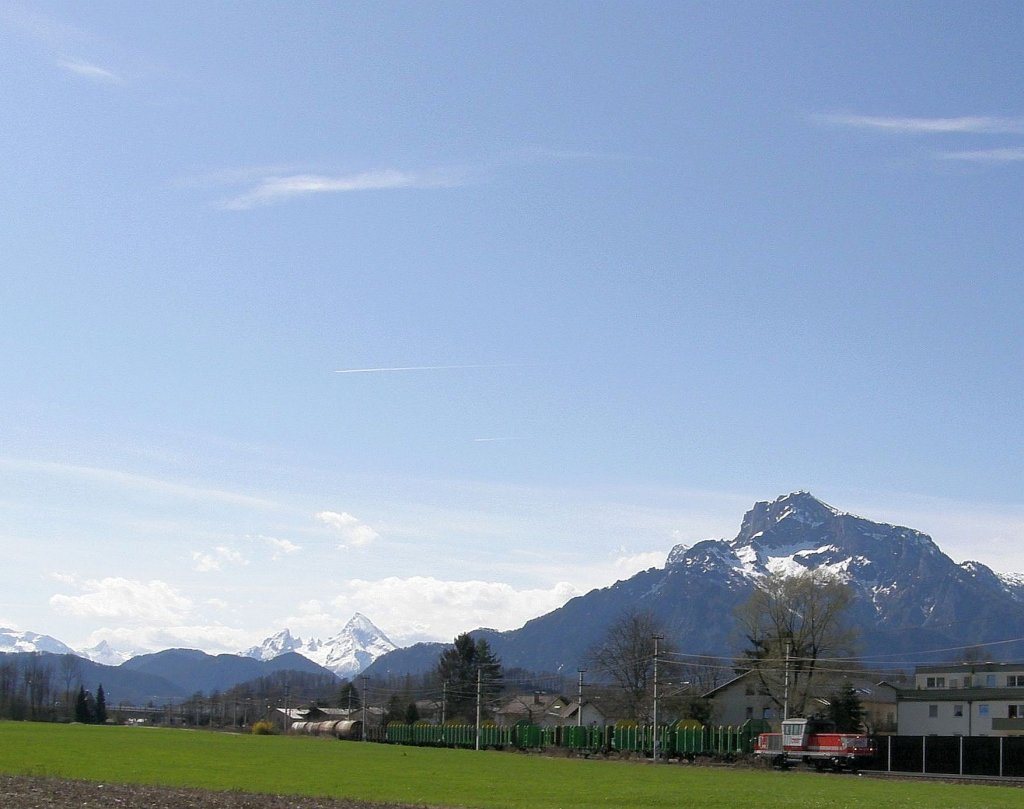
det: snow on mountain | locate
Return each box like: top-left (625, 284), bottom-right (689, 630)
top-left (0, 627), bottom-right (76, 656)
top-left (241, 628), bottom-right (305, 662)
top-left (77, 640), bottom-right (140, 667)
top-left (242, 613), bottom-right (397, 678)
top-left (665, 491), bottom-right (944, 587)
top-left (996, 571), bottom-right (1024, 604)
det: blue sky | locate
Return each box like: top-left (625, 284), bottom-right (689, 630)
top-left (2, 2), bottom-right (1022, 656)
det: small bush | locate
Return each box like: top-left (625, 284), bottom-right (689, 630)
top-left (251, 721), bottom-right (275, 735)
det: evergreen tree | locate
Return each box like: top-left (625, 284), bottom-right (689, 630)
top-left (338, 681), bottom-right (360, 712)
top-left (436, 633), bottom-right (502, 722)
top-left (827, 682), bottom-right (865, 732)
top-left (95, 683), bottom-right (108, 724)
top-left (385, 693), bottom-right (405, 723)
top-left (74, 686), bottom-right (91, 723)
top-left (404, 701), bottom-right (420, 724)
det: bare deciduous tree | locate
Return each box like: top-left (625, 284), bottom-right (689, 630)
top-left (586, 609), bottom-right (675, 722)
top-left (735, 570), bottom-right (857, 719)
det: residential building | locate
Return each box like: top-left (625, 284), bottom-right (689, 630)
top-left (493, 692), bottom-right (606, 728)
top-left (897, 662), bottom-right (1024, 736)
top-left (704, 670), bottom-right (896, 731)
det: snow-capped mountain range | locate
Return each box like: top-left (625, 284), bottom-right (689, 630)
top-left (370, 491), bottom-right (1024, 677)
top-left (0, 627), bottom-right (76, 656)
top-left (240, 613), bottom-right (397, 677)
top-left (2, 614), bottom-right (395, 679)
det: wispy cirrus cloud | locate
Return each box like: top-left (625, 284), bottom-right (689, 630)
top-left (217, 168), bottom-right (464, 210)
top-left (815, 113), bottom-right (1024, 135)
top-left (335, 363), bottom-right (519, 374)
top-left (56, 57), bottom-right (123, 84)
top-left (0, 456), bottom-right (280, 511)
top-left (940, 147), bottom-right (1024, 163)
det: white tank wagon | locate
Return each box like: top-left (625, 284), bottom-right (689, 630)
top-left (289, 719), bottom-right (363, 740)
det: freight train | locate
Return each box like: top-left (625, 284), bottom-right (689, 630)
top-left (292, 717), bottom-right (771, 759)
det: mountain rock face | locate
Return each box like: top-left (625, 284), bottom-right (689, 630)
top-left (242, 613), bottom-right (396, 678)
top-left (369, 492), bottom-right (1024, 677)
top-left (0, 627), bottom-right (75, 656)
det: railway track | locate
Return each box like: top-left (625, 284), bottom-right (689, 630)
top-left (859, 769), bottom-right (1024, 788)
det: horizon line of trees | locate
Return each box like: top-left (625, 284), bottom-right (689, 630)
top-left (2, 571), bottom-right (883, 731)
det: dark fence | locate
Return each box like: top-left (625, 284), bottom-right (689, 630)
top-left (865, 735), bottom-right (1024, 777)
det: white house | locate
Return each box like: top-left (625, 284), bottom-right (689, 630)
top-left (897, 662), bottom-right (1024, 736)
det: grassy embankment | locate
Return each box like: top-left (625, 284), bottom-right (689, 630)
top-left (0, 721), bottom-right (1020, 808)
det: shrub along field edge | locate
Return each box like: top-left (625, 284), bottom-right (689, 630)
top-left (0, 722), bottom-right (1021, 809)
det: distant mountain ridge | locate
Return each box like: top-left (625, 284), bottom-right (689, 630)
top-left (369, 492), bottom-right (1024, 677)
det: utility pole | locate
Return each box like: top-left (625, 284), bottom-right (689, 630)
top-left (783, 640), bottom-right (791, 721)
top-left (475, 668), bottom-right (482, 751)
top-left (577, 669), bottom-right (586, 727)
top-left (360, 675), bottom-right (368, 741)
top-left (652, 635), bottom-right (663, 763)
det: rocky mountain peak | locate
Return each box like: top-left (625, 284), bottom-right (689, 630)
top-left (736, 491), bottom-right (840, 544)
top-left (241, 614), bottom-right (396, 677)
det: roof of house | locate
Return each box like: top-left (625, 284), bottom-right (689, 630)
top-left (495, 693), bottom-right (571, 719)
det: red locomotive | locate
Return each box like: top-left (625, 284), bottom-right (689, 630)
top-left (754, 717), bottom-right (875, 770)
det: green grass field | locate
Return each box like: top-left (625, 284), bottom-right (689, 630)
top-left (0, 722), bottom-right (1020, 808)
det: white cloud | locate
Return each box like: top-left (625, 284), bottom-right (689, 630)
top-left (57, 58), bottom-right (122, 84)
top-left (610, 550), bottom-right (664, 577)
top-left (940, 147), bottom-right (1024, 162)
top-left (192, 546), bottom-right (247, 573)
top-left (82, 623), bottom-right (251, 656)
top-left (325, 576), bottom-right (582, 645)
top-left (50, 577), bottom-right (192, 624)
top-left (218, 168), bottom-right (461, 210)
top-left (815, 113), bottom-right (1024, 134)
top-left (317, 510), bottom-right (380, 547)
top-left (262, 536), bottom-right (301, 558)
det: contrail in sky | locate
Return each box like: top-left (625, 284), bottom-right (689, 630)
top-left (334, 364), bottom-right (517, 374)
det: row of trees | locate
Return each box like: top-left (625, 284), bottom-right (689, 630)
top-left (0, 652), bottom-right (108, 723)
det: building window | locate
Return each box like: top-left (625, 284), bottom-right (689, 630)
top-left (1009, 705), bottom-right (1024, 719)
top-left (1008, 676), bottom-right (1024, 687)
top-left (926, 677), bottom-right (946, 688)
top-left (928, 705), bottom-right (938, 718)
top-left (953, 704), bottom-right (963, 717)
top-left (963, 676), bottom-right (972, 688)
top-left (979, 704), bottom-right (989, 717)
top-left (746, 706), bottom-right (754, 719)
top-left (986, 675), bottom-right (996, 687)
top-left (745, 684), bottom-right (755, 696)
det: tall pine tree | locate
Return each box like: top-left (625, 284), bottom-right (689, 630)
top-left (74, 686), bottom-right (91, 723)
top-left (95, 684), bottom-right (108, 724)
top-left (827, 682), bottom-right (865, 732)
top-left (436, 633), bottom-right (502, 722)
